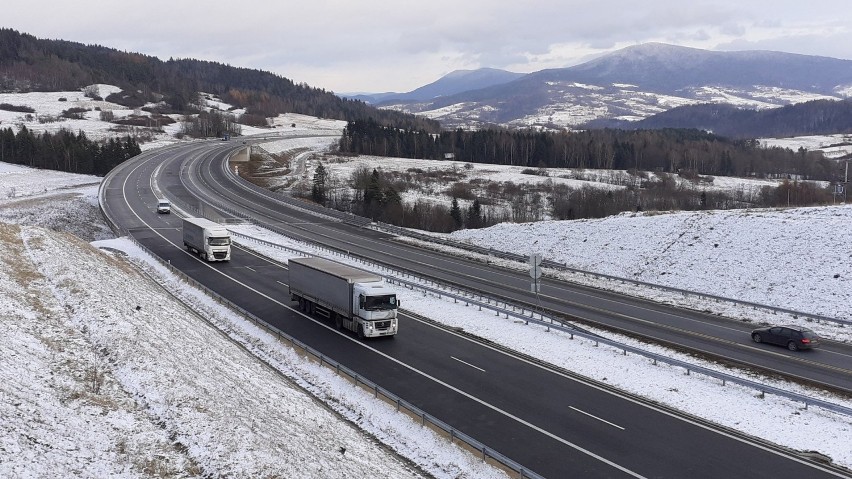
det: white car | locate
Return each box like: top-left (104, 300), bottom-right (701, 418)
top-left (156, 199), bottom-right (171, 214)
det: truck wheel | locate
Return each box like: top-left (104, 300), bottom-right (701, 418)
top-left (334, 314), bottom-right (342, 330)
top-left (357, 325), bottom-right (365, 339)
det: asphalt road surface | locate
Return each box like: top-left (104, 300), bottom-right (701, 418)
top-left (98, 139), bottom-right (851, 478)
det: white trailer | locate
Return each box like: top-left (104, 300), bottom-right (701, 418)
top-left (182, 217), bottom-right (231, 262)
top-left (288, 257), bottom-right (399, 338)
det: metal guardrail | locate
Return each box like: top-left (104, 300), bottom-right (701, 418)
top-left (175, 155), bottom-right (852, 417)
top-left (369, 222), bottom-right (852, 328)
top-left (172, 148), bottom-right (852, 414)
top-left (233, 232), bottom-right (852, 419)
top-left (219, 143), bottom-right (852, 329)
top-left (98, 163), bottom-right (545, 479)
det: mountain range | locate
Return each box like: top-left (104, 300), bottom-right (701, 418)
top-left (361, 43), bottom-right (852, 133)
top-left (347, 68), bottom-right (525, 104)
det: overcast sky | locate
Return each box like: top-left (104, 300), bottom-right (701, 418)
top-left (5, 1), bottom-right (852, 94)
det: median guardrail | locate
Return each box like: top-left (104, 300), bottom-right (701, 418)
top-left (164, 153), bottom-right (852, 416)
top-left (231, 231), bottom-right (852, 420)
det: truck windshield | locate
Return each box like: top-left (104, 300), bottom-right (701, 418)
top-left (364, 294), bottom-right (397, 311)
top-left (208, 237), bottom-right (231, 246)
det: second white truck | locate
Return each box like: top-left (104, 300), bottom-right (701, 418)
top-left (288, 257), bottom-right (399, 338)
top-left (182, 217), bottom-right (231, 262)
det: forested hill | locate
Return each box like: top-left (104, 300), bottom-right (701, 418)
top-left (0, 28), bottom-right (440, 132)
top-left (585, 99), bottom-right (852, 139)
top-left (339, 121), bottom-right (838, 180)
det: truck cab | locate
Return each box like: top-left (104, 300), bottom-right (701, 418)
top-left (156, 199), bottom-right (171, 214)
top-left (353, 282), bottom-right (399, 337)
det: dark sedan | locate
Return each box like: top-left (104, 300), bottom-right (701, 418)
top-left (751, 325), bottom-right (820, 351)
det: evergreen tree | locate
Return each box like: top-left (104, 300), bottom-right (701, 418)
top-left (384, 185), bottom-right (401, 205)
top-left (364, 169), bottom-right (383, 205)
top-left (466, 198), bottom-right (482, 228)
top-left (311, 163), bottom-right (328, 204)
top-left (450, 197), bottom-right (462, 227)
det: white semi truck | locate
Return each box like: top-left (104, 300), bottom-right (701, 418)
top-left (288, 257), bottom-right (399, 338)
top-left (182, 217), bottom-right (231, 262)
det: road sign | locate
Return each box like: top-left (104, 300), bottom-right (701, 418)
top-left (529, 261), bottom-right (542, 279)
top-left (528, 253), bottom-right (542, 266)
top-left (529, 253), bottom-right (542, 279)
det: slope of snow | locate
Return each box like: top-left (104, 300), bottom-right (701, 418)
top-left (761, 134), bottom-right (852, 159)
top-left (447, 207), bottom-right (852, 324)
top-left (268, 112), bottom-right (347, 131)
top-left (0, 85), bottom-right (181, 148)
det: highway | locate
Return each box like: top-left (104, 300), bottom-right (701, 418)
top-left (184, 138), bottom-right (852, 394)
top-left (99, 139), bottom-right (852, 478)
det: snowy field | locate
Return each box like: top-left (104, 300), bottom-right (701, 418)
top-left (445, 206), bottom-right (852, 331)
top-left (0, 84), bottom-right (178, 147)
top-left (761, 134), bottom-right (852, 160)
top-left (1, 159), bottom-right (851, 476)
top-left (288, 152), bottom-right (788, 216)
top-left (0, 84), bottom-right (335, 153)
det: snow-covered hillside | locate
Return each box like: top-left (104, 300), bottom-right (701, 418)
top-left (0, 85), bottom-right (343, 152)
top-left (446, 206), bottom-right (852, 325)
top-left (0, 85), bottom-right (177, 148)
top-left (278, 151), bottom-right (790, 222)
top-left (761, 134), bottom-right (852, 160)
top-left (382, 43), bottom-right (852, 130)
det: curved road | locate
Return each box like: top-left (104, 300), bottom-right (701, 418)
top-left (99, 139), bottom-right (852, 478)
top-left (187, 139), bottom-right (852, 394)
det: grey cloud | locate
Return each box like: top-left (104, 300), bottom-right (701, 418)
top-left (4, 0), bottom-right (852, 92)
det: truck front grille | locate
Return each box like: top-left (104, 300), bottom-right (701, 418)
top-left (375, 320), bottom-right (392, 330)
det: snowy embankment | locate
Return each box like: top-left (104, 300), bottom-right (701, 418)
top-left (445, 206), bottom-right (852, 335)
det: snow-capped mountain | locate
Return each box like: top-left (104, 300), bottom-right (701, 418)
top-left (379, 43), bottom-right (852, 130)
top-left (343, 68), bottom-right (524, 104)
